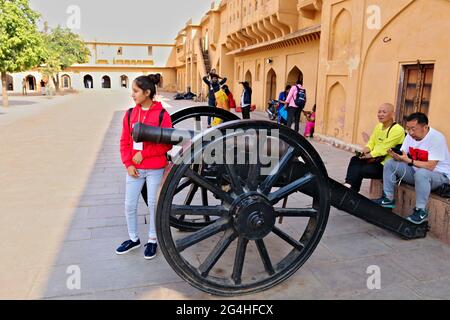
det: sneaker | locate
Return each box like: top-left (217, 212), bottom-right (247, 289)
top-left (116, 239), bottom-right (141, 255)
top-left (372, 196), bottom-right (396, 209)
top-left (406, 208), bottom-right (428, 225)
top-left (144, 242), bottom-right (158, 260)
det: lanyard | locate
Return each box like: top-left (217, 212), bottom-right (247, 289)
top-left (138, 106), bottom-right (150, 124)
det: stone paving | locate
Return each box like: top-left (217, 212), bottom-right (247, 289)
top-left (1, 90), bottom-right (450, 300)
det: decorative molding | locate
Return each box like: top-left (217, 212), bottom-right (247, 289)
top-left (227, 25), bottom-right (321, 56)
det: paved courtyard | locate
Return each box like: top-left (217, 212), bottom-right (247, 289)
top-left (1, 90), bottom-right (450, 300)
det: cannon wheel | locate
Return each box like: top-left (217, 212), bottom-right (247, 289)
top-left (169, 106), bottom-right (240, 232)
top-left (156, 120), bottom-right (331, 296)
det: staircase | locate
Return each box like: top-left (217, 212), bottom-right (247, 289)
top-left (202, 49), bottom-right (211, 74)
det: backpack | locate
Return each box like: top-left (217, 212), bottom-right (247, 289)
top-left (294, 85), bottom-right (307, 109)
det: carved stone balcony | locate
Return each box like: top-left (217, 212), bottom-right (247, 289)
top-left (297, 0), bottom-right (322, 19)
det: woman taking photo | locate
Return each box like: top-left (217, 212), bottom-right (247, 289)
top-left (117, 74), bottom-right (173, 260)
top-left (240, 81), bottom-right (252, 119)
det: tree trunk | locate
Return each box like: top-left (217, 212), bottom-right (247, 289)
top-left (1, 71), bottom-right (8, 108)
top-left (53, 74), bottom-right (60, 93)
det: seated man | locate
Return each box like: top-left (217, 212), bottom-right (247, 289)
top-left (344, 103), bottom-right (405, 192)
top-left (374, 113), bottom-right (450, 224)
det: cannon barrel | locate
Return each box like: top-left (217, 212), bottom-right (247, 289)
top-left (132, 122), bottom-right (195, 145)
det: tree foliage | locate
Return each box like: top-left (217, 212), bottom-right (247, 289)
top-left (41, 25), bottom-right (90, 90)
top-left (0, 0), bottom-right (45, 72)
top-left (0, 0), bottom-right (45, 106)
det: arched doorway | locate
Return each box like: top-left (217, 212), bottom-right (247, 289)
top-left (84, 75), bottom-right (93, 89)
top-left (287, 66), bottom-right (303, 85)
top-left (265, 69), bottom-right (277, 107)
top-left (102, 76), bottom-right (111, 89)
top-left (120, 75), bottom-right (129, 88)
top-left (61, 75), bottom-right (71, 89)
top-left (6, 74), bottom-right (14, 91)
top-left (26, 75), bottom-right (36, 91)
top-left (244, 70), bottom-right (252, 87)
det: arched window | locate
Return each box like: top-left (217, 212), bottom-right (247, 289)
top-left (61, 75), bottom-right (71, 89)
top-left (245, 70), bottom-right (252, 87)
top-left (256, 63), bottom-right (261, 81)
top-left (26, 75), bottom-right (36, 91)
top-left (120, 75), bottom-right (129, 88)
top-left (84, 75), bottom-right (93, 89)
top-left (102, 76), bottom-right (111, 89)
top-left (6, 74), bottom-right (14, 91)
top-left (287, 66), bottom-right (303, 85)
top-left (265, 69), bottom-right (277, 105)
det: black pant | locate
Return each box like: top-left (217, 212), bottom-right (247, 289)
top-left (287, 106), bottom-right (301, 132)
top-left (345, 156), bottom-right (384, 192)
top-left (242, 106), bottom-right (250, 119)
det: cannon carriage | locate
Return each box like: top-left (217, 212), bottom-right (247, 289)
top-left (132, 106), bottom-right (428, 296)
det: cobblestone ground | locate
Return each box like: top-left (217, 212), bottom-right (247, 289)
top-left (1, 90), bottom-right (450, 300)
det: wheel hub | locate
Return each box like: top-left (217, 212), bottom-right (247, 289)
top-left (231, 194), bottom-right (275, 240)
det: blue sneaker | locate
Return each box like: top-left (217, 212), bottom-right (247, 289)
top-left (144, 242), bottom-right (157, 260)
top-left (406, 208), bottom-right (428, 225)
top-left (116, 239), bottom-right (141, 255)
top-left (372, 196), bottom-right (396, 209)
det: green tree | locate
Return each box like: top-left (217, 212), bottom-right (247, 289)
top-left (0, 0), bottom-right (45, 107)
top-left (41, 26), bottom-right (90, 93)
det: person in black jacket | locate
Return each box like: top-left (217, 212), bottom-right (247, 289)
top-left (240, 81), bottom-right (252, 119)
top-left (203, 72), bottom-right (227, 127)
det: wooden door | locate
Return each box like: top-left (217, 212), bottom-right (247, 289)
top-left (397, 63), bottom-right (434, 127)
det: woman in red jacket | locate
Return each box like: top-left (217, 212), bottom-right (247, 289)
top-left (116, 74), bottom-right (173, 260)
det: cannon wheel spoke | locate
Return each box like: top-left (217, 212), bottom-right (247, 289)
top-left (232, 237), bottom-right (249, 285)
top-left (274, 207), bottom-right (318, 218)
top-left (175, 178), bottom-right (192, 195)
top-left (201, 187), bottom-right (211, 222)
top-left (255, 239), bottom-right (275, 275)
top-left (177, 184), bottom-right (199, 222)
top-left (184, 168), bottom-right (234, 205)
top-left (268, 173), bottom-right (315, 204)
top-left (199, 229), bottom-right (238, 277)
top-left (176, 218), bottom-right (230, 252)
top-left (225, 164), bottom-right (244, 195)
top-left (246, 164), bottom-right (261, 191)
top-left (272, 227), bottom-right (305, 251)
top-left (260, 147), bottom-right (296, 194)
top-left (171, 205), bottom-right (228, 217)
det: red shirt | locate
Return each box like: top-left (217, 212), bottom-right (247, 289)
top-left (120, 102), bottom-right (173, 169)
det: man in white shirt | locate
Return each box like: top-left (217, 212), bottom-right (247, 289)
top-left (374, 113), bottom-right (450, 224)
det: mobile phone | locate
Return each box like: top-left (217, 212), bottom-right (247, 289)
top-left (391, 147), bottom-right (403, 155)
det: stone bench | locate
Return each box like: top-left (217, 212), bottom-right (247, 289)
top-left (369, 180), bottom-right (450, 245)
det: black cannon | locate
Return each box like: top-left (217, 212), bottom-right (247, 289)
top-left (133, 106), bottom-right (428, 296)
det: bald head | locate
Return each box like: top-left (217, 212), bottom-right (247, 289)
top-left (377, 103), bottom-right (395, 125)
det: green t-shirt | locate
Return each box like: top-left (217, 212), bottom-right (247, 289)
top-left (366, 123), bottom-right (405, 165)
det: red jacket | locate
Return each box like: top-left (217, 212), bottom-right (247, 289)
top-left (120, 102), bottom-right (173, 169)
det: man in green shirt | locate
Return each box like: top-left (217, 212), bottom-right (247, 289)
top-left (344, 103), bottom-right (405, 192)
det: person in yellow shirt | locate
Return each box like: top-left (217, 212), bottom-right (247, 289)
top-left (212, 87), bottom-right (230, 126)
top-left (344, 103), bottom-right (405, 192)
